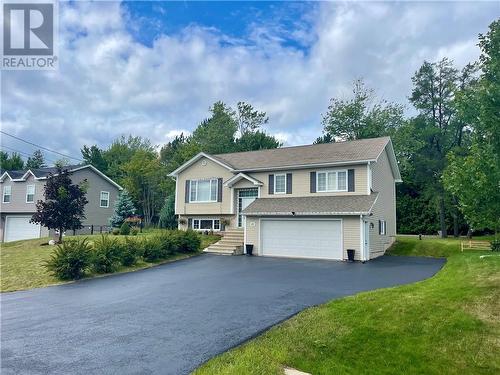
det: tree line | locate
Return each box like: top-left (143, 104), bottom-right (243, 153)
top-left (2, 20), bottom-right (498, 237)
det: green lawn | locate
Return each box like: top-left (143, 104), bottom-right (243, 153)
top-left (0, 232), bottom-right (220, 292)
top-left (195, 236), bottom-right (500, 375)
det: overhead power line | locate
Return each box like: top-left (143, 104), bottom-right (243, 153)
top-left (1, 145), bottom-right (59, 164)
top-left (0, 130), bottom-right (84, 162)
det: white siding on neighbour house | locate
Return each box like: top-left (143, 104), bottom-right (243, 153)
top-left (368, 148), bottom-right (396, 258)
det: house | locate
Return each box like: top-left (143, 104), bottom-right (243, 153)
top-left (169, 136), bottom-right (401, 261)
top-left (0, 164), bottom-right (122, 242)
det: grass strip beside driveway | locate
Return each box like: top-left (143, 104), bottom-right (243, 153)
top-left (0, 233), bottom-right (220, 292)
top-left (195, 237), bottom-right (500, 375)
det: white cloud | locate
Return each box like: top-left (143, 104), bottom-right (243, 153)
top-left (1, 1), bottom-right (497, 161)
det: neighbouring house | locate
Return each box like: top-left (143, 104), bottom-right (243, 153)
top-left (169, 136), bottom-right (401, 261)
top-left (0, 165), bottom-right (122, 242)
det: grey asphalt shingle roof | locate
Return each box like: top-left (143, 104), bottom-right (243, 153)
top-left (2, 164), bottom-right (83, 178)
top-left (213, 137), bottom-right (390, 170)
top-left (242, 193), bottom-right (379, 215)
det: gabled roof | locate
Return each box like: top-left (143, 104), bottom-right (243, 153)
top-left (242, 193), bottom-right (379, 216)
top-left (224, 173), bottom-right (263, 187)
top-left (168, 137), bottom-right (401, 181)
top-left (0, 164), bottom-right (123, 189)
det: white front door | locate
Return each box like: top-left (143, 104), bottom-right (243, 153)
top-left (238, 188), bottom-right (258, 227)
top-left (363, 221), bottom-right (370, 261)
top-left (4, 216), bottom-right (41, 242)
top-left (261, 219), bottom-right (343, 260)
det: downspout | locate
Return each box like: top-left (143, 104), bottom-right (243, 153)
top-left (359, 214), bottom-right (364, 262)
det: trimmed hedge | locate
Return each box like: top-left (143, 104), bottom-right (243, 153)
top-left (45, 230), bottom-right (203, 280)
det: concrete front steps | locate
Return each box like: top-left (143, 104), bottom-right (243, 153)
top-left (203, 228), bottom-right (244, 255)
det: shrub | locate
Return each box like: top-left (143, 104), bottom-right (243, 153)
top-left (45, 238), bottom-right (92, 280)
top-left (120, 237), bottom-right (142, 266)
top-left (112, 228), bottom-right (120, 235)
top-left (119, 222), bottom-right (131, 235)
top-left (142, 236), bottom-right (167, 262)
top-left (491, 239), bottom-right (500, 252)
top-left (92, 235), bottom-right (123, 273)
top-left (130, 228), bottom-right (139, 236)
top-left (174, 230), bottom-right (201, 253)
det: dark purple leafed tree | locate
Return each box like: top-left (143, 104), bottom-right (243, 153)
top-left (31, 167), bottom-right (88, 243)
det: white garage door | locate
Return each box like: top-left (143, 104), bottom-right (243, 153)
top-left (4, 216), bottom-right (41, 242)
top-left (261, 219), bottom-right (343, 260)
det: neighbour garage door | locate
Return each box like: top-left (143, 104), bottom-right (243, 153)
top-left (261, 219), bottom-right (342, 260)
top-left (4, 216), bottom-right (41, 242)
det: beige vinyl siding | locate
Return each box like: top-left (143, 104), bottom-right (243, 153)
top-left (368, 148), bottom-right (396, 258)
top-left (247, 164), bottom-right (368, 198)
top-left (176, 157), bottom-right (235, 216)
top-left (244, 215), bottom-right (360, 260)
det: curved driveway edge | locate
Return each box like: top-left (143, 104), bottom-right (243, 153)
top-left (1, 254), bottom-right (445, 375)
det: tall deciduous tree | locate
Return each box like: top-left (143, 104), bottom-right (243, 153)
top-left (109, 189), bottom-right (136, 227)
top-left (321, 79), bottom-right (405, 141)
top-left (122, 150), bottom-right (167, 226)
top-left (235, 130), bottom-right (282, 151)
top-left (409, 58), bottom-right (476, 237)
top-left (25, 150), bottom-right (46, 169)
top-left (30, 168), bottom-right (88, 243)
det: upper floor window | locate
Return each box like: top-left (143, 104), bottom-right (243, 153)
top-left (26, 185), bottom-right (35, 203)
top-left (317, 170), bottom-right (347, 192)
top-left (3, 185), bottom-right (11, 203)
top-left (189, 179), bottom-right (218, 202)
top-left (274, 174), bottom-right (286, 194)
top-left (100, 191), bottom-right (110, 208)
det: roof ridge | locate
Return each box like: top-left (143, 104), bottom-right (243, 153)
top-left (213, 136), bottom-right (390, 158)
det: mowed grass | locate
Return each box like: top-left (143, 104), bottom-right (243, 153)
top-left (195, 237), bottom-right (500, 375)
top-left (0, 232), bottom-right (220, 292)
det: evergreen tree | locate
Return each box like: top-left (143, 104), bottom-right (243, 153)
top-left (158, 195), bottom-right (176, 229)
top-left (109, 189), bottom-right (136, 227)
top-left (26, 150), bottom-right (46, 169)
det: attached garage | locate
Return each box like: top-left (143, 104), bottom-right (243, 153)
top-left (4, 216), bottom-right (41, 242)
top-left (260, 219), bottom-right (343, 260)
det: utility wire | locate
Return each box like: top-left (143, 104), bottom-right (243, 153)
top-left (1, 145), bottom-right (59, 164)
top-left (0, 130), bottom-right (84, 162)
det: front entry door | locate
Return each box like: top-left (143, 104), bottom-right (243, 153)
top-left (363, 221), bottom-right (370, 261)
top-left (238, 188), bottom-right (259, 227)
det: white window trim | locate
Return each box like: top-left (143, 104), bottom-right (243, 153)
top-left (3, 185), bottom-right (11, 203)
top-left (274, 173), bottom-right (287, 194)
top-left (316, 169), bottom-right (348, 192)
top-left (380, 219), bottom-right (387, 235)
top-left (189, 178), bottom-right (218, 203)
top-left (100, 191), bottom-right (110, 208)
top-left (191, 218), bottom-right (221, 231)
top-left (26, 184), bottom-right (35, 203)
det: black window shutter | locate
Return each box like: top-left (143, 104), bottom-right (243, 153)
top-left (188, 218), bottom-right (192, 228)
top-left (286, 173), bottom-right (292, 194)
top-left (185, 180), bottom-right (190, 203)
top-left (378, 220), bottom-right (381, 235)
top-left (348, 169), bottom-right (355, 192)
top-left (310, 171), bottom-right (316, 193)
top-left (268, 174), bottom-right (274, 195)
top-left (217, 178), bottom-right (223, 202)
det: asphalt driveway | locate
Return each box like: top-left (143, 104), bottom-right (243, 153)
top-left (1, 254), bottom-right (444, 375)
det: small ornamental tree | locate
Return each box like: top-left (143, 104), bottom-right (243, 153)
top-left (109, 189), bottom-right (136, 227)
top-left (31, 167), bottom-right (88, 243)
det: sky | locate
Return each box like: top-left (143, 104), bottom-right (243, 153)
top-left (1, 1), bottom-right (498, 164)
